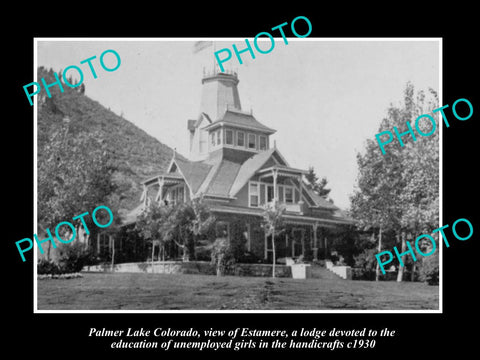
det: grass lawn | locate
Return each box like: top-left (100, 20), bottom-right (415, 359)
top-left (37, 272), bottom-right (439, 311)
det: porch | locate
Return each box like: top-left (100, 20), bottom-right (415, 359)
top-left (211, 210), bottom-right (338, 263)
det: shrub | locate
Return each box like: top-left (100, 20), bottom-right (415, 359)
top-left (420, 252), bottom-right (439, 285)
top-left (57, 242), bottom-right (95, 273)
top-left (194, 244), bottom-right (212, 262)
top-left (229, 220), bottom-right (248, 261)
top-left (210, 237), bottom-right (235, 276)
top-left (37, 259), bottom-right (61, 275)
top-left (237, 251), bottom-right (262, 264)
top-left (353, 248), bottom-right (378, 280)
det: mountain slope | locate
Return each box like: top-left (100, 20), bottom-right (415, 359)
top-left (37, 67), bottom-right (183, 217)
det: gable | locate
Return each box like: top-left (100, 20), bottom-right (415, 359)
top-left (228, 148), bottom-right (290, 197)
top-left (174, 157), bottom-right (212, 194)
top-left (168, 162), bottom-right (178, 173)
top-left (203, 159), bottom-right (242, 197)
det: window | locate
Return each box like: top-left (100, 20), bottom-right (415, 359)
top-left (285, 187), bottom-right (293, 204)
top-left (169, 185), bottom-right (185, 205)
top-left (278, 185), bottom-right (284, 202)
top-left (216, 221), bottom-right (230, 239)
top-left (249, 182), bottom-right (259, 207)
top-left (177, 186), bottom-right (184, 203)
top-left (245, 223), bottom-right (251, 252)
top-left (237, 131), bottom-right (245, 147)
top-left (210, 132), bottom-right (215, 147)
top-left (266, 185), bottom-right (274, 203)
top-left (216, 130), bottom-right (221, 145)
top-left (248, 133), bottom-right (256, 149)
top-left (259, 135), bottom-right (267, 150)
top-left (259, 183), bottom-right (266, 205)
top-left (225, 129), bottom-right (234, 145)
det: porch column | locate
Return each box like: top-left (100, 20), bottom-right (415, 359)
top-left (298, 175), bottom-right (303, 202)
top-left (264, 232), bottom-right (268, 260)
top-left (285, 232), bottom-right (289, 256)
top-left (324, 236), bottom-right (328, 259)
top-left (110, 235), bottom-right (115, 269)
top-left (96, 233), bottom-right (101, 254)
top-left (273, 168), bottom-right (278, 204)
top-left (301, 229), bottom-right (305, 256)
top-left (155, 178), bottom-right (164, 203)
top-left (313, 222), bottom-right (318, 261)
top-left (140, 184), bottom-right (147, 207)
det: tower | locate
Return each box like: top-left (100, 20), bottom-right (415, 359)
top-left (188, 69), bottom-right (275, 162)
top-left (200, 71), bottom-right (242, 121)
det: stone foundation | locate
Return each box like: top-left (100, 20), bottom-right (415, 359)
top-left (83, 261), bottom-right (291, 278)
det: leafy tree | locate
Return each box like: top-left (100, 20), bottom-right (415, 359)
top-left (37, 118), bottom-right (119, 260)
top-left (350, 83), bottom-right (439, 282)
top-left (150, 196), bottom-right (215, 262)
top-left (262, 201), bottom-right (286, 278)
top-left (305, 166), bottom-right (331, 198)
top-left (186, 195), bottom-right (216, 251)
top-left (135, 200), bottom-right (172, 263)
top-left (210, 237), bottom-right (235, 276)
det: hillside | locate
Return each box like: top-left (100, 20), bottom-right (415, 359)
top-left (37, 67), bottom-right (183, 218)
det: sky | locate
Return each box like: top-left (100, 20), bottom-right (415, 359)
top-left (36, 38), bottom-right (440, 210)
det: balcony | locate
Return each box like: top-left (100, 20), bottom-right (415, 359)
top-left (285, 203), bottom-right (302, 213)
top-left (264, 201), bottom-right (304, 214)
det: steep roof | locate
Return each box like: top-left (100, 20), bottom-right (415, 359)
top-left (228, 148), bottom-right (281, 197)
top-left (203, 109), bottom-right (276, 134)
top-left (303, 186), bottom-right (339, 210)
top-left (171, 157), bottom-right (212, 194)
top-left (202, 159), bottom-right (242, 197)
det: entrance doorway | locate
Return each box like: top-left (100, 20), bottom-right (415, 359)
top-left (291, 228), bottom-right (305, 258)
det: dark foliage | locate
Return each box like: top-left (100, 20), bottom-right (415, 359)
top-left (37, 66), bottom-right (181, 216)
top-left (56, 243), bottom-right (96, 273)
top-left (37, 259), bottom-right (61, 275)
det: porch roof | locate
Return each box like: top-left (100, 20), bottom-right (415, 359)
top-left (256, 165), bottom-right (309, 177)
top-left (209, 204), bottom-right (355, 226)
top-left (141, 173), bottom-right (185, 186)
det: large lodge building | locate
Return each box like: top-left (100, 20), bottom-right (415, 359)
top-left (116, 69), bottom-right (354, 263)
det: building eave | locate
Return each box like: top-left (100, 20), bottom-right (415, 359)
top-left (202, 121), bottom-right (276, 135)
top-left (209, 205), bottom-right (355, 226)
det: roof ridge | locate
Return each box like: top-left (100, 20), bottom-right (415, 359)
top-left (195, 156), bottom-right (223, 196)
top-left (228, 148), bottom-right (277, 197)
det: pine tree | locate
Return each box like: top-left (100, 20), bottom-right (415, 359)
top-left (305, 166), bottom-right (331, 198)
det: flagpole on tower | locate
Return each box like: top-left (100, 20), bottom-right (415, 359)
top-left (193, 40), bottom-right (218, 74)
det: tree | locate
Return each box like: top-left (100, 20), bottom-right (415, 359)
top-left (154, 196), bottom-right (215, 262)
top-left (350, 83), bottom-right (439, 282)
top-left (262, 201), bottom-right (286, 278)
top-left (135, 200), bottom-right (172, 264)
top-left (186, 195), bottom-right (216, 252)
top-left (210, 237), bottom-right (234, 276)
top-left (305, 166), bottom-right (331, 198)
top-left (157, 203), bottom-right (190, 261)
top-left (37, 119), bottom-right (118, 260)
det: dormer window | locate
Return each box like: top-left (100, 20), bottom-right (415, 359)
top-left (259, 135), bottom-right (267, 151)
top-left (237, 131), bottom-right (245, 147)
top-left (248, 133), bottom-right (256, 149)
top-left (225, 129), bottom-right (234, 145)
